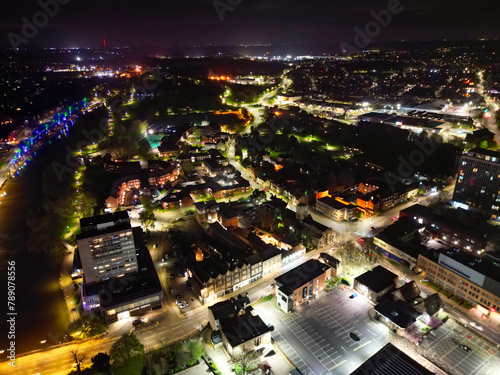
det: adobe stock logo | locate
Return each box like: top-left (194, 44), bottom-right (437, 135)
top-left (340, 0), bottom-right (404, 52)
top-left (213, 0), bottom-right (243, 21)
top-left (7, 0), bottom-right (71, 50)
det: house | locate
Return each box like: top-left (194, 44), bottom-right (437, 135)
top-left (353, 266), bottom-right (398, 302)
top-left (413, 293), bottom-right (443, 318)
top-left (208, 296), bottom-right (273, 355)
top-left (275, 259), bottom-right (331, 313)
top-left (373, 300), bottom-right (421, 334)
top-left (391, 281), bottom-right (421, 304)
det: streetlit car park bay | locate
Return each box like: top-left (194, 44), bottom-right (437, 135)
top-left (256, 287), bottom-right (391, 375)
top-left (421, 319), bottom-right (500, 375)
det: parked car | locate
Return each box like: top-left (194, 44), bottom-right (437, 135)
top-left (175, 294), bottom-right (183, 299)
top-left (169, 273), bottom-right (174, 279)
top-left (459, 344), bottom-right (472, 353)
top-left (269, 283), bottom-right (276, 289)
top-left (370, 226), bottom-right (375, 231)
top-left (177, 300), bottom-right (188, 308)
top-left (349, 293), bottom-right (358, 299)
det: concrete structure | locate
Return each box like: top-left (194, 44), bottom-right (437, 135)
top-left (275, 259), bottom-right (331, 313)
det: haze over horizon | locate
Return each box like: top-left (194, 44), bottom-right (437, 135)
top-left (0, 0), bottom-right (499, 49)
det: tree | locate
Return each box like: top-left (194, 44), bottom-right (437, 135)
top-left (110, 332), bottom-right (145, 375)
top-left (186, 339), bottom-right (204, 362)
top-left (70, 348), bottom-right (87, 374)
top-left (139, 210), bottom-right (156, 231)
top-left (404, 323), bottom-right (423, 345)
top-left (91, 352), bottom-right (110, 374)
top-left (110, 332), bottom-right (145, 363)
top-left (231, 349), bottom-right (256, 375)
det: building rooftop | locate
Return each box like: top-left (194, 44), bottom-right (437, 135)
top-left (319, 252), bottom-right (341, 268)
top-left (79, 210), bottom-right (130, 231)
top-left (350, 343), bottom-right (434, 375)
top-left (222, 313), bottom-right (272, 348)
top-left (374, 300), bottom-right (421, 329)
top-left (354, 266), bottom-right (397, 293)
top-left (275, 259), bottom-right (330, 293)
top-left (317, 196), bottom-right (355, 210)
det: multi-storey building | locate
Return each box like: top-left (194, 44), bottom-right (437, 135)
top-left (453, 148), bottom-right (500, 222)
top-left (77, 211), bottom-right (138, 284)
top-left (315, 196), bottom-right (356, 222)
top-left (417, 249), bottom-right (500, 313)
top-left (77, 212), bottom-right (162, 322)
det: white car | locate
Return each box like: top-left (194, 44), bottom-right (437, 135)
top-left (177, 300), bottom-right (189, 308)
top-left (470, 322), bottom-right (483, 331)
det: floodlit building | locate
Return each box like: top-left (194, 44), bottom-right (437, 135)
top-left (315, 196), bottom-right (356, 222)
top-left (275, 259), bottom-right (331, 312)
top-left (77, 212), bottom-right (162, 322)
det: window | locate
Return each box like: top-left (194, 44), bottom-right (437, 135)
top-left (302, 286), bottom-right (308, 299)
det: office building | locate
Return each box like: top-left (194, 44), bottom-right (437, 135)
top-left (77, 211), bottom-right (138, 284)
top-left (453, 148), bottom-right (500, 222)
top-left (275, 259), bottom-right (331, 312)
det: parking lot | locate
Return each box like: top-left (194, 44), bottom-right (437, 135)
top-left (421, 319), bottom-right (500, 375)
top-left (256, 287), bottom-right (391, 375)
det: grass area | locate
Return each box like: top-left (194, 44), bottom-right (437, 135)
top-left (429, 284), bottom-right (442, 292)
top-left (441, 290), bottom-right (452, 298)
top-left (462, 301), bottom-right (474, 310)
top-left (451, 296), bottom-right (464, 304)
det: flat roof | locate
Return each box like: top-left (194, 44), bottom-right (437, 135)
top-left (317, 196), bottom-right (355, 210)
top-left (79, 210), bottom-right (130, 230)
top-left (354, 266), bottom-right (397, 293)
top-left (275, 259), bottom-right (330, 292)
top-left (350, 343), bottom-right (434, 375)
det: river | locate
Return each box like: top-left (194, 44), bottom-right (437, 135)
top-left (0, 107), bottom-right (107, 355)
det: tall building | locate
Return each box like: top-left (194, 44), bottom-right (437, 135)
top-left (453, 148), bottom-right (500, 221)
top-left (77, 211), bottom-right (163, 322)
top-left (77, 211), bottom-right (138, 284)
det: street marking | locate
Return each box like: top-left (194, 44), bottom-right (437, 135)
top-left (330, 360), bottom-right (346, 370)
top-left (353, 340), bottom-right (372, 351)
top-left (341, 346), bottom-right (347, 353)
top-left (367, 329), bottom-right (376, 336)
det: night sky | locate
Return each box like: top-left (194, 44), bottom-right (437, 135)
top-left (0, 0), bottom-right (499, 49)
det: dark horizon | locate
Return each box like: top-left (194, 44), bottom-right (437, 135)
top-left (0, 0), bottom-right (499, 50)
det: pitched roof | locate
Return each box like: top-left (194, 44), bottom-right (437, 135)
top-left (350, 343), bottom-right (434, 375)
top-left (392, 281), bottom-right (420, 303)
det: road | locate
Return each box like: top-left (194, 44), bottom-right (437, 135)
top-left (477, 71), bottom-right (499, 147)
top-left (0, 239), bottom-right (328, 374)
